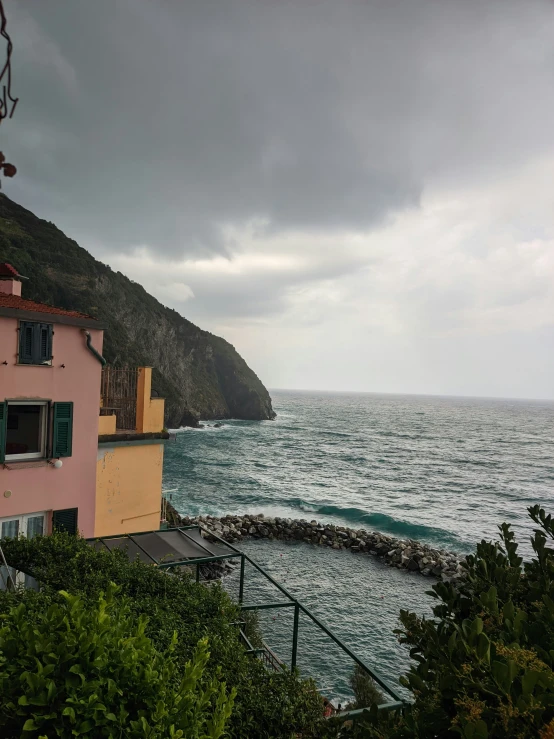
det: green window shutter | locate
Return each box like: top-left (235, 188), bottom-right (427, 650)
top-left (53, 402), bottom-right (73, 458)
top-left (52, 508), bottom-right (78, 535)
top-left (18, 322), bottom-right (53, 364)
top-left (19, 322), bottom-right (34, 364)
top-left (0, 401), bottom-right (7, 464)
top-left (37, 323), bottom-right (53, 363)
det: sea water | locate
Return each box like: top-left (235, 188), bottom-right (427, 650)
top-left (164, 390), bottom-right (554, 700)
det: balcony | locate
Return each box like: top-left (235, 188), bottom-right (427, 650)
top-left (98, 366), bottom-right (166, 439)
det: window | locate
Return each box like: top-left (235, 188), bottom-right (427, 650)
top-left (0, 401), bottom-right (74, 463)
top-left (52, 508), bottom-right (78, 535)
top-left (0, 513), bottom-right (46, 539)
top-left (18, 321), bottom-right (53, 365)
top-left (5, 402), bottom-right (48, 461)
top-left (1, 518), bottom-right (19, 539)
top-left (1, 513), bottom-right (46, 589)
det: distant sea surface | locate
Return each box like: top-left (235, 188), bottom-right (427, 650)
top-left (164, 390), bottom-right (554, 700)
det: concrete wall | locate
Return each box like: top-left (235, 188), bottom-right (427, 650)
top-left (0, 317), bottom-right (104, 537)
top-left (95, 442), bottom-right (164, 537)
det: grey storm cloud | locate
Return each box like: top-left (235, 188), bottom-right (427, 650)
top-left (3, 0), bottom-right (554, 259)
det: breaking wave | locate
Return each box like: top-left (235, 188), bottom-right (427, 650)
top-left (286, 499), bottom-right (466, 550)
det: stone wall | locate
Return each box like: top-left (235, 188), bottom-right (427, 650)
top-left (167, 504), bottom-right (466, 582)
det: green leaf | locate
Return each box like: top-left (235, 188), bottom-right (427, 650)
top-left (502, 599), bottom-right (515, 622)
top-left (463, 720), bottom-right (489, 739)
top-left (62, 706), bottom-right (76, 722)
top-left (521, 670), bottom-right (540, 696)
top-left (492, 660), bottom-right (514, 695)
top-left (408, 674), bottom-right (425, 691)
top-left (475, 633), bottom-right (490, 663)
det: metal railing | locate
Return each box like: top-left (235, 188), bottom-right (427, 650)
top-left (238, 627), bottom-right (286, 672)
top-left (260, 643), bottom-right (286, 672)
top-left (100, 366), bottom-right (139, 430)
top-left (90, 523), bottom-right (407, 720)
top-left (173, 525), bottom-right (406, 715)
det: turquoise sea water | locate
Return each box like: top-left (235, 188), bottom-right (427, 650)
top-left (164, 390), bottom-right (554, 700)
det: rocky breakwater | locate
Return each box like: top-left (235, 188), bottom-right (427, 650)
top-left (176, 512), bottom-right (466, 583)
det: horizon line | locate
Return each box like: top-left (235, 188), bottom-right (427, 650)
top-left (268, 388), bottom-right (554, 403)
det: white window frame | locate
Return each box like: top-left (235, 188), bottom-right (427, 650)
top-left (5, 401), bottom-right (49, 462)
top-left (0, 511), bottom-right (47, 539)
top-left (0, 512), bottom-right (47, 588)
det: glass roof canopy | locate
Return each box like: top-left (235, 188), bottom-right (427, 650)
top-left (88, 527), bottom-right (232, 567)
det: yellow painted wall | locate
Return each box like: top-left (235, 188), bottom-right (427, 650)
top-left (136, 368), bottom-right (165, 433)
top-left (95, 442), bottom-right (164, 537)
top-left (141, 398), bottom-right (165, 433)
top-left (98, 414), bottom-right (117, 435)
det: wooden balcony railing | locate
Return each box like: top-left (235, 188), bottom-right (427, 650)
top-left (100, 367), bottom-right (139, 431)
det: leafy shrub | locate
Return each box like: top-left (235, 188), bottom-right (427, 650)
top-left (319, 506), bottom-right (554, 739)
top-left (396, 505), bottom-right (554, 738)
top-left (0, 583), bottom-right (234, 738)
top-left (240, 609), bottom-right (264, 649)
top-left (330, 506), bottom-right (554, 738)
top-left (0, 534), bottom-right (323, 738)
top-left (347, 665), bottom-right (385, 709)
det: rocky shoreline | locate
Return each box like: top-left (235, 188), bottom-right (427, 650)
top-left (166, 505), bottom-right (466, 582)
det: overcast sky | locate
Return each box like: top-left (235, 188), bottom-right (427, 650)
top-left (3, 0), bottom-right (554, 399)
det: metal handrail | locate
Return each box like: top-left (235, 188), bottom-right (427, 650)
top-left (238, 627), bottom-right (286, 673)
top-left (335, 700), bottom-right (406, 720)
top-left (185, 525), bottom-right (405, 706)
top-left (87, 525), bottom-right (407, 712)
top-left (260, 643), bottom-right (286, 673)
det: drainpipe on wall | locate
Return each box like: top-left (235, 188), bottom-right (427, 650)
top-left (82, 330), bottom-right (107, 366)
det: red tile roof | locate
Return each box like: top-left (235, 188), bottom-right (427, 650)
top-left (0, 262), bottom-right (20, 278)
top-left (0, 293), bottom-right (97, 320)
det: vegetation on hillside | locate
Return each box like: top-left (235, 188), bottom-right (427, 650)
top-left (0, 194), bottom-right (275, 426)
top-left (0, 534), bottom-right (322, 738)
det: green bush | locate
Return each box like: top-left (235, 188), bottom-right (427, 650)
top-left (240, 609), bottom-right (264, 649)
top-left (0, 534), bottom-right (323, 738)
top-left (325, 506), bottom-right (554, 738)
top-left (347, 665), bottom-right (385, 710)
top-left (396, 505), bottom-right (554, 738)
top-left (0, 583), bottom-right (234, 738)
top-left (6, 507), bottom-right (554, 739)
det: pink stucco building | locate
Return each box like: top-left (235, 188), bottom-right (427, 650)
top-left (0, 263), bottom-right (105, 538)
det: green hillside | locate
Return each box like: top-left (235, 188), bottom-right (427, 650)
top-left (0, 194), bottom-right (275, 426)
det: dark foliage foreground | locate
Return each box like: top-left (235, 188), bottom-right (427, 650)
top-left (0, 534), bottom-right (322, 738)
top-left (322, 505), bottom-right (554, 738)
top-left (2, 505), bottom-right (553, 738)
top-left (0, 583), bottom-right (234, 738)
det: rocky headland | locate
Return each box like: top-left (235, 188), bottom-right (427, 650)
top-left (167, 506), bottom-right (466, 582)
top-left (0, 194), bottom-right (276, 427)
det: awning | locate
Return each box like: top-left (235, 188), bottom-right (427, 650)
top-left (87, 527), bottom-right (231, 567)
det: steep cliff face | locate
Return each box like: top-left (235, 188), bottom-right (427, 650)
top-left (0, 194), bottom-right (275, 426)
